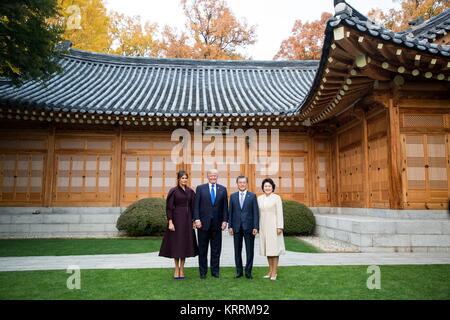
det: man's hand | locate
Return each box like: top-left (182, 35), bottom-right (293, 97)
top-left (277, 228), bottom-right (283, 235)
top-left (221, 222), bottom-right (227, 231)
top-left (252, 229), bottom-right (258, 236)
top-left (229, 228), bottom-right (234, 236)
top-left (195, 220), bottom-right (202, 229)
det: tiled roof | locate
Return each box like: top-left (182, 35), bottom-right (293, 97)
top-left (407, 8), bottom-right (450, 42)
top-left (295, 1), bottom-right (450, 121)
top-left (329, 6), bottom-right (450, 57)
top-left (0, 0), bottom-right (448, 124)
top-left (0, 49), bottom-right (318, 118)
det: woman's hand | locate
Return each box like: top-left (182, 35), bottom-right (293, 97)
top-left (168, 220), bottom-right (175, 232)
top-left (277, 228), bottom-right (283, 235)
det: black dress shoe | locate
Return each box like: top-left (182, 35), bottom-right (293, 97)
top-left (211, 274), bottom-right (220, 278)
top-left (235, 273), bottom-right (243, 278)
top-left (200, 274), bottom-right (207, 279)
top-left (245, 274), bottom-right (253, 279)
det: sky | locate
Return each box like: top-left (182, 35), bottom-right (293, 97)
top-left (104, 0), bottom-right (401, 60)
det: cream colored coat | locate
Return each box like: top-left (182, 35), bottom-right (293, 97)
top-left (257, 193), bottom-right (286, 256)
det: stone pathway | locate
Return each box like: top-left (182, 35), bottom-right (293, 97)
top-left (0, 233), bottom-right (449, 272)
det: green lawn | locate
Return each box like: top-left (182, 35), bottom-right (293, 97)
top-left (0, 238), bottom-right (162, 257)
top-left (0, 265), bottom-right (449, 299)
top-left (0, 237), bottom-right (320, 257)
top-left (285, 237), bottom-right (322, 253)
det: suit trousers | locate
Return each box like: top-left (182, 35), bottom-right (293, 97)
top-left (233, 229), bottom-right (255, 276)
top-left (197, 227), bottom-right (222, 276)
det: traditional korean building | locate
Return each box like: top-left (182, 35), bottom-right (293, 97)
top-left (0, 1), bottom-right (449, 250)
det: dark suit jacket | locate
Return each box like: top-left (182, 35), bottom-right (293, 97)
top-left (193, 183), bottom-right (228, 231)
top-left (228, 191), bottom-right (259, 233)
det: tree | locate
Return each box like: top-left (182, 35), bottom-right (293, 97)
top-left (109, 12), bottom-right (160, 57)
top-left (57, 0), bottom-right (111, 53)
top-left (159, 26), bottom-right (194, 59)
top-left (181, 0), bottom-right (257, 60)
top-left (368, 0), bottom-right (450, 32)
top-left (274, 12), bottom-right (332, 61)
top-left (0, 0), bottom-right (64, 85)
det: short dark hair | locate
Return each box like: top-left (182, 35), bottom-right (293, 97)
top-left (261, 178), bottom-right (276, 192)
top-left (236, 175), bottom-right (248, 183)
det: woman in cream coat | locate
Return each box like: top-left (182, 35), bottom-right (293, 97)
top-left (257, 178), bottom-right (285, 280)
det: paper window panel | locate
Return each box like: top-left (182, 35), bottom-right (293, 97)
top-left (86, 139), bottom-right (112, 150)
top-left (58, 139), bottom-right (85, 150)
top-left (165, 158), bottom-right (176, 192)
top-left (125, 177), bottom-right (136, 193)
top-left (293, 157), bottom-right (305, 193)
top-left (154, 141), bottom-right (177, 150)
top-left (152, 157), bottom-right (163, 192)
top-left (190, 162), bottom-right (203, 188)
top-left (30, 177), bottom-right (42, 192)
top-left (279, 157), bottom-right (292, 193)
top-left (56, 156), bottom-right (70, 192)
top-left (125, 140), bottom-right (152, 150)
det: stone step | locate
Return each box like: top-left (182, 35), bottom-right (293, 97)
top-left (314, 213), bottom-right (450, 253)
top-left (0, 207), bottom-right (123, 238)
top-left (0, 207), bottom-right (124, 215)
top-left (311, 207), bottom-right (449, 219)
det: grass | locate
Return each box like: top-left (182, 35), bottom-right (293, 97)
top-left (285, 237), bottom-right (322, 253)
top-left (0, 236), bottom-right (321, 257)
top-left (0, 238), bottom-right (163, 257)
top-left (0, 265), bottom-right (449, 300)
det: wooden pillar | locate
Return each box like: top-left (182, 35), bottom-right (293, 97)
top-left (332, 133), bottom-right (340, 207)
top-left (308, 134), bottom-right (316, 207)
top-left (362, 112), bottom-right (371, 208)
top-left (386, 97), bottom-right (404, 209)
top-left (113, 127), bottom-right (123, 207)
top-left (43, 124), bottom-right (56, 207)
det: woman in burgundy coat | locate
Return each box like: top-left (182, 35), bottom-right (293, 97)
top-left (159, 170), bottom-right (198, 279)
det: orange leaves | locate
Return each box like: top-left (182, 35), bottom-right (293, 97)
top-left (274, 12), bottom-right (332, 61)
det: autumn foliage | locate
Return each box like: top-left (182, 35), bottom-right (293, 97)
top-left (368, 0), bottom-right (449, 32)
top-left (57, 0), bottom-right (256, 60)
top-left (274, 12), bottom-right (332, 61)
top-left (56, 0), bottom-right (449, 61)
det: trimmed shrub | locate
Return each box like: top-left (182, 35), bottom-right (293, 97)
top-left (116, 198), bottom-right (167, 236)
top-left (282, 200), bottom-right (315, 236)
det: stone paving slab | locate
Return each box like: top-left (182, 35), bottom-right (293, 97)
top-left (1, 233), bottom-right (450, 272)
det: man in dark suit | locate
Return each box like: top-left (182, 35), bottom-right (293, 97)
top-left (228, 176), bottom-right (259, 279)
top-left (194, 168), bottom-right (228, 279)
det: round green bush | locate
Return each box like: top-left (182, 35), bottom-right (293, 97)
top-left (116, 198), bottom-right (167, 236)
top-left (282, 200), bottom-right (315, 236)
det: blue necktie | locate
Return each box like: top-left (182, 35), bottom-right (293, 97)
top-left (210, 184), bottom-right (216, 205)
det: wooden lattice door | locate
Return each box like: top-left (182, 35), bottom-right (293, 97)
top-left (403, 134), bottom-right (449, 209)
top-left (0, 153), bottom-right (45, 203)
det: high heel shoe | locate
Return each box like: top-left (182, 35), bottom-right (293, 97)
top-left (270, 274), bottom-right (277, 281)
top-left (263, 273), bottom-right (271, 279)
